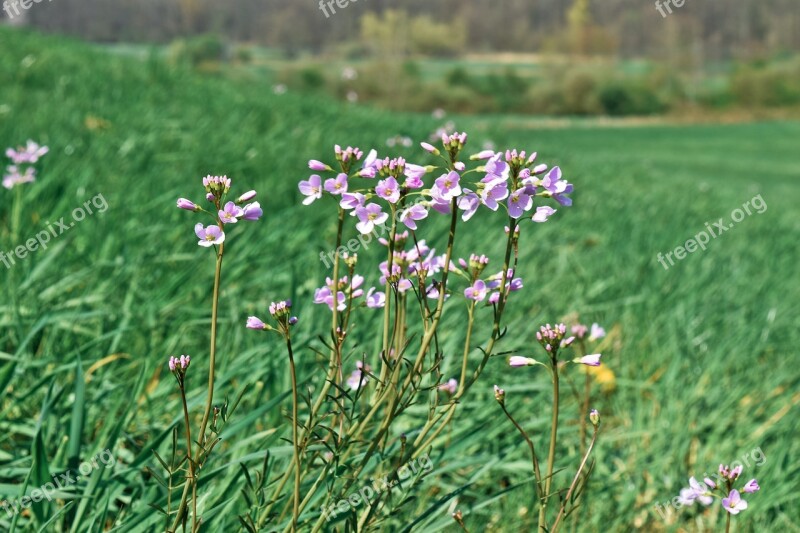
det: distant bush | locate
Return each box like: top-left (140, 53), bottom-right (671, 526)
top-left (731, 59), bottom-right (800, 107)
top-left (168, 34), bottom-right (226, 67)
top-left (597, 80), bottom-right (664, 115)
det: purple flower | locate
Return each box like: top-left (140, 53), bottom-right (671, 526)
top-left (359, 149), bottom-right (378, 178)
top-left (340, 192), bottom-right (365, 212)
top-left (541, 167), bottom-right (573, 207)
top-left (399, 204), bottom-right (428, 230)
top-left (6, 140), bottom-right (48, 164)
top-left (722, 490), bottom-right (748, 515)
top-left (572, 324), bottom-right (588, 338)
top-left (242, 202), bottom-right (263, 221)
top-left (484, 153), bottom-right (509, 180)
top-left (507, 188), bottom-right (532, 219)
top-left (464, 279), bottom-right (488, 301)
top-left (366, 287), bottom-right (385, 308)
top-left (678, 487), bottom-right (699, 506)
top-left (457, 191), bottom-right (480, 221)
top-left (177, 198), bottom-right (198, 211)
top-left (194, 223), bottom-right (225, 247)
top-left (246, 316), bottom-right (267, 330)
top-left (703, 477), bottom-right (717, 489)
top-left (346, 361), bottom-right (371, 390)
top-left (532, 206), bottom-right (557, 223)
top-left (219, 201), bottom-right (244, 224)
top-left (308, 159), bottom-right (329, 171)
top-left (299, 175), bottom-right (323, 205)
top-left (2, 166), bottom-right (36, 189)
top-left (433, 171), bottom-right (462, 201)
top-left (742, 479), bottom-right (759, 493)
top-left (689, 477), bottom-right (714, 505)
top-left (314, 287), bottom-right (346, 311)
top-left (324, 173), bottom-right (348, 195)
top-left (589, 323), bottom-right (606, 341)
top-left (509, 356), bottom-right (538, 367)
top-left (404, 164), bottom-right (427, 189)
top-left (355, 203), bottom-right (388, 234)
top-left (479, 176), bottom-right (509, 211)
top-left (375, 176), bottom-right (401, 203)
top-left (428, 185), bottom-right (453, 215)
top-left (574, 354), bottom-right (602, 366)
top-left (438, 378), bottom-right (458, 394)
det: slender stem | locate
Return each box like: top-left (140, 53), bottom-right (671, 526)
top-left (170, 243), bottom-right (224, 532)
top-left (179, 384), bottom-right (197, 533)
top-left (458, 303), bottom-right (476, 393)
top-left (540, 361), bottom-right (560, 531)
top-left (377, 214), bottom-right (397, 398)
top-left (500, 403), bottom-right (543, 503)
top-left (286, 337), bottom-right (301, 532)
top-left (551, 424), bottom-right (599, 533)
top-left (725, 512), bottom-right (731, 533)
top-left (8, 185), bottom-right (24, 347)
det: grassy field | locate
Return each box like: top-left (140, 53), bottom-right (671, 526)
top-left (1, 28), bottom-right (799, 532)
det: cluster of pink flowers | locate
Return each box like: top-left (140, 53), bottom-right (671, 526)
top-left (3, 140), bottom-right (48, 189)
top-left (506, 322), bottom-right (604, 368)
top-left (177, 175), bottom-right (262, 247)
top-left (313, 275), bottom-right (365, 311)
top-left (297, 136), bottom-right (574, 320)
top-left (679, 464), bottom-right (760, 515)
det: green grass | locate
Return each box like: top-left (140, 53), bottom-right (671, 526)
top-left (1, 27), bottom-right (799, 532)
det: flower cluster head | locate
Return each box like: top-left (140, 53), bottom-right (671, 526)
top-left (314, 275), bottom-right (364, 311)
top-left (493, 385), bottom-right (505, 404)
top-left (678, 464), bottom-right (760, 516)
top-left (536, 323), bottom-right (573, 357)
top-left (178, 175), bottom-right (262, 247)
top-left (3, 140), bottom-right (48, 189)
top-left (247, 300), bottom-right (297, 336)
top-left (168, 355), bottom-right (191, 385)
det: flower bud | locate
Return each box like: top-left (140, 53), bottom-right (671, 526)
top-left (493, 384), bottom-right (505, 404)
top-left (177, 198), bottom-right (198, 211)
top-left (589, 409), bottom-right (600, 427)
top-left (237, 190), bottom-right (257, 203)
top-left (420, 142), bottom-right (440, 156)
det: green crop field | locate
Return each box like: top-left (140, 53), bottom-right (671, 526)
top-left (1, 28), bottom-right (798, 532)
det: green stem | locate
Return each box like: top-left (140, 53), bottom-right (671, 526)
top-left (540, 361), bottom-right (560, 531)
top-left (170, 242), bottom-right (224, 532)
top-left (500, 403), bottom-right (543, 506)
top-left (725, 512), bottom-right (731, 533)
top-left (551, 423), bottom-right (598, 533)
top-left (286, 337), bottom-right (301, 532)
top-left (179, 385), bottom-right (197, 533)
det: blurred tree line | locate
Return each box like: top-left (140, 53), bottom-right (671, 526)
top-left (20, 0), bottom-right (800, 60)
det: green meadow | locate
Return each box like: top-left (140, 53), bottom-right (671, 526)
top-left (1, 28), bottom-right (798, 531)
